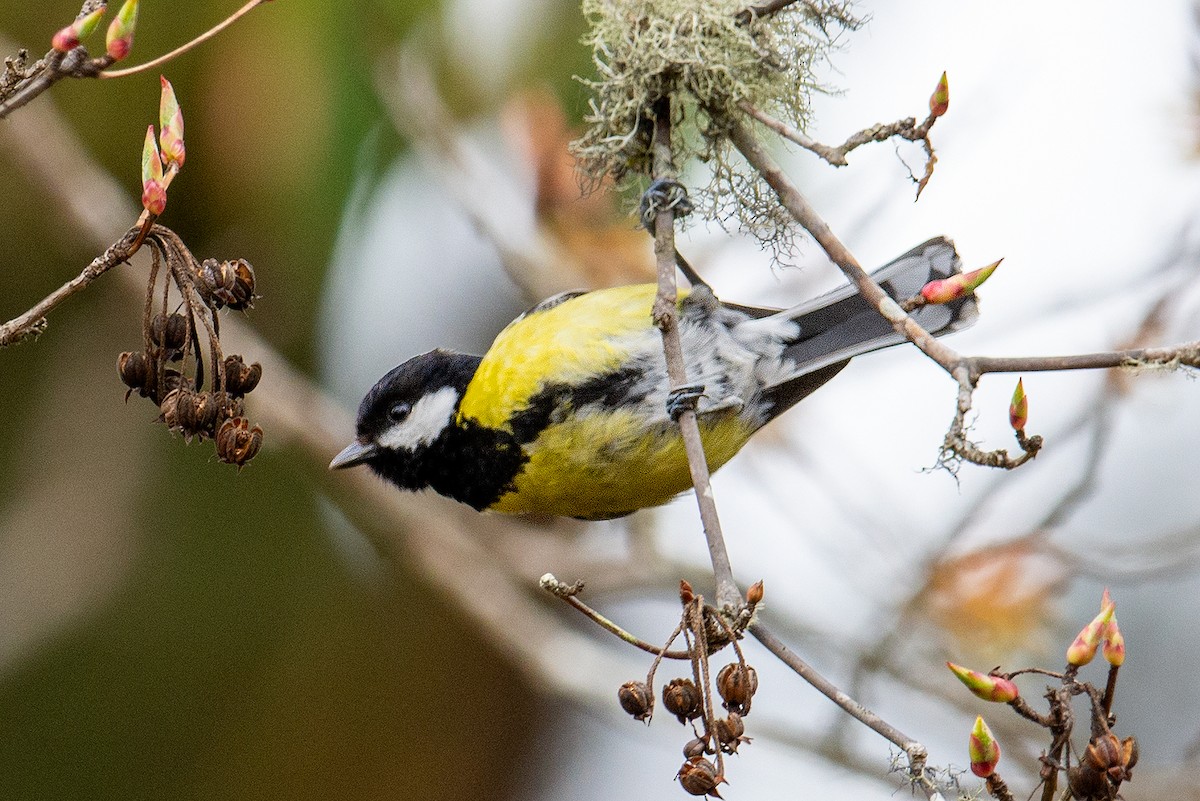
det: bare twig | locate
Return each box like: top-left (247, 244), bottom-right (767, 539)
top-left (0, 226), bottom-right (140, 346)
top-left (749, 622), bottom-right (943, 799)
top-left (540, 574), bottom-right (692, 660)
top-left (0, 0), bottom-right (273, 118)
top-left (740, 101), bottom-right (928, 168)
top-left (100, 0), bottom-right (273, 79)
top-left (648, 99), bottom-right (740, 611)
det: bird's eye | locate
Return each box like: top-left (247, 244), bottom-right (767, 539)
top-left (388, 402), bottom-right (411, 423)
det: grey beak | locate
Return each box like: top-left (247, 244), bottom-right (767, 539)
top-left (329, 439), bottom-right (378, 470)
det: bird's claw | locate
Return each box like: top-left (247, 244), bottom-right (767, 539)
top-left (666, 384), bottom-right (705, 420)
top-left (640, 179), bottom-right (693, 235)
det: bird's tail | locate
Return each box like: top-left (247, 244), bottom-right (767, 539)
top-left (759, 236), bottom-right (978, 414)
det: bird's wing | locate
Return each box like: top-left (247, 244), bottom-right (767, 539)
top-left (457, 284), bottom-right (668, 434)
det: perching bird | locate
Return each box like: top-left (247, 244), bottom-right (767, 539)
top-left (330, 237), bottom-right (977, 520)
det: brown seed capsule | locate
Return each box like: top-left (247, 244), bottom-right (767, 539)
top-left (159, 387), bottom-right (185, 429)
top-left (679, 580), bottom-right (695, 605)
top-left (223, 354), bottom-right (262, 397)
top-left (617, 681), bottom-right (653, 723)
top-left (716, 663), bottom-right (757, 715)
top-left (150, 311), bottom-right (188, 354)
top-left (662, 678), bottom-right (703, 725)
top-left (216, 416), bottom-right (263, 467)
top-left (1122, 736), bottom-right (1138, 773)
top-left (713, 712), bottom-right (749, 754)
top-left (186, 392), bottom-right (220, 438)
top-left (676, 757), bottom-right (723, 798)
top-left (227, 258), bottom-right (256, 310)
top-left (683, 737), bottom-right (708, 759)
top-left (198, 258), bottom-right (257, 311)
top-left (118, 350), bottom-right (153, 395)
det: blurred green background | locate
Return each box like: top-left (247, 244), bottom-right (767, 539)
top-left (0, 2), bottom-right (592, 798)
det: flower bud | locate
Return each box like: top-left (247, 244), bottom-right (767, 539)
top-left (968, 716), bottom-right (1000, 778)
top-left (141, 125), bottom-right (166, 216)
top-left (1009, 378), bottom-right (1028, 432)
top-left (946, 662), bottom-right (1019, 703)
top-left (52, 5), bottom-right (106, 52)
top-left (679, 580), bottom-right (695, 605)
top-left (1103, 618), bottom-right (1125, 666)
top-left (929, 71), bottom-right (950, 118)
top-left (1067, 601), bottom-right (1115, 667)
top-left (158, 76), bottom-right (186, 170)
top-left (919, 260), bottom-right (1001, 304)
top-left (746, 580), bottom-right (764, 605)
top-left (105, 0), bottom-right (138, 61)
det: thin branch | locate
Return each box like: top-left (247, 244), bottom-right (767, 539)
top-left (0, 226), bottom-right (140, 346)
top-left (648, 99), bottom-right (740, 611)
top-left (0, 0), bottom-right (272, 119)
top-left (749, 622), bottom-right (942, 799)
top-left (740, 101), bottom-right (923, 168)
top-left (100, 0), bottom-right (273, 79)
top-left (540, 574), bottom-right (692, 659)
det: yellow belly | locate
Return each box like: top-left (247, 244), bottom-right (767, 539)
top-left (488, 409), bottom-right (754, 519)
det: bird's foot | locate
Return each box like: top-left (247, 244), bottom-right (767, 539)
top-left (666, 383), bottom-right (706, 420)
top-left (639, 179), bottom-right (693, 234)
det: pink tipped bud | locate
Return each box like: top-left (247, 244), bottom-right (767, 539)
top-left (968, 716), bottom-right (1001, 778)
top-left (52, 5), bottom-right (107, 53)
top-left (946, 662), bottom-right (1020, 703)
top-left (929, 71), bottom-right (950, 118)
top-left (105, 0), bottom-right (139, 61)
top-left (158, 76), bottom-right (186, 169)
top-left (1067, 601), bottom-right (1116, 667)
top-left (919, 259), bottom-right (1001, 305)
top-left (1103, 618), bottom-right (1125, 666)
top-left (141, 125), bottom-right (166, 216)
top-left (1009, 378), bottom-right (1028, 431)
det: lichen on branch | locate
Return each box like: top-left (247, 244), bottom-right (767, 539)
top-left (572, 0), bottom-right (860, 238)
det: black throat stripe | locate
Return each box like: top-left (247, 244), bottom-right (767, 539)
top-left (508, 366), bottom-right (651, 445)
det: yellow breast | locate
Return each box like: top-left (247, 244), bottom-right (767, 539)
top-left (488, 409), bottom-right (754, 518)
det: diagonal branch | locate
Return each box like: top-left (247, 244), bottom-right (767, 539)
top-left (648, 98), bottom-right (740, 611)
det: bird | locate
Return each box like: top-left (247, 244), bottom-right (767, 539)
top-left (330, 237), bottom-right (978, 520)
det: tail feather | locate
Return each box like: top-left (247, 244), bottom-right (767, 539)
top-left (760, 237), bottom-right (978, 414)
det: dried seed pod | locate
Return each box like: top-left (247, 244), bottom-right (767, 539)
top-left (118, 351), bottom-right (154, 396)
top-left (159, 387), bottom-right (186, 429)
top-left (676, 757), bottom-right (723, 798)
top-left (617, 681), bottom-right (653, 722)
top-left (227, 258), bottom-right (256, 310)
top-left (716, 663), bottom-right (758, 715)
top-left (198, 258), bottom-right (257, 311)
top-left (713, 712), bottom-right (749, 754)
top-left (682, 737), bottom-right (708, 759)
top-left (182, 391), bottom-right (220, 439)
top-left (211, 391), bottom-right (244, 426)
top-left (150, 311), bottom-right (188, 354)
top-left (662, 678), bottom-right (703, 725)
top-left (216, 416), bottom-right (263, 467)
top-left (223, 354), bottom-right (262, 397)
top-left (157, 369), bottom-right (185, 404)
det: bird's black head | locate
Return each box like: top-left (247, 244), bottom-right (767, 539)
top-left (329, 349), bottom-right (481, 489)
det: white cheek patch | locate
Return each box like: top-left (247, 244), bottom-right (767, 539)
top-left (376, 386), bottom-right (460, 451)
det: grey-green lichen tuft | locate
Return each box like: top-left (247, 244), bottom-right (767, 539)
top-left (572, 0), bottom-right (860, 241)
